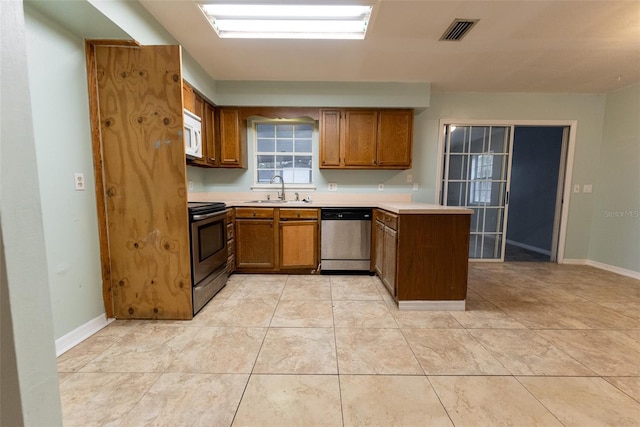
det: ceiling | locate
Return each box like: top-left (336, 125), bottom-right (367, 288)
top-left (139, 0), bottom-right (640, 93)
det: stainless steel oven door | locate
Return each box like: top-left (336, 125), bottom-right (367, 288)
top-left (190, 210), bottom-right (227, 284)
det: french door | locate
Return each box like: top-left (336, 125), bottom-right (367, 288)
top-left (441, 124), bottom-right (514, 261)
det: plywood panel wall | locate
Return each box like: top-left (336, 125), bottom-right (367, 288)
top-left (95, 45), bottom-right (192, 319)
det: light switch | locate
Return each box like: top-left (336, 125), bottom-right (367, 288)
top-left (583, 184), bottom-right (593, 193)
top-left (188, 180), bottom-right (194, 190)
top-left (573, 184), bottom-right (580, 193)
top-left (413, 183), bottom-right (419, 191)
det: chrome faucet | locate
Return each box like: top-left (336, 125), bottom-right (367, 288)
top-left (270, 175), bottom-right (285, 200)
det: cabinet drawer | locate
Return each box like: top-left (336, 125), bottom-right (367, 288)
top-left (374, 209), bottom-right (385, 223)
top-left (280, 208), bottom-right (318, 220)
top-left (235, 207), bottom-right (274, 219)
top-left (385, 213), bottom-right (398, 230)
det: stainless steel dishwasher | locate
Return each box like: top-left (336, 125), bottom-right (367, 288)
top-left (320, 208), bottom-right (373, 273)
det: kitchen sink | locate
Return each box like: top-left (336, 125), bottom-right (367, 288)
top-left (245, 200), bottom-right (311, 204)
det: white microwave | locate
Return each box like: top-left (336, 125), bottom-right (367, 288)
top-left (184, 109), bottom-right (202, 159)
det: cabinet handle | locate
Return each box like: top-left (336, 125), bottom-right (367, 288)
top-left (372, 160), bottom-right (376, 165)
top-left (252, 211), bottom-right (256, 217)
top-left (209, 157), bottom-right (215, 162)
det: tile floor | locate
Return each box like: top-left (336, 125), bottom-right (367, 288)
top-left (57, 263), bottom-right (640, 426)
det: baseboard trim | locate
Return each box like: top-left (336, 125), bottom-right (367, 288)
top-left (55, 313), bottom-right (113, 356)
top-left (506, 239), bottom-right (551, 256)
top-left (562, 259), bottom-right (640, 280)
top-left (398, 300), bottom-right (466, 311)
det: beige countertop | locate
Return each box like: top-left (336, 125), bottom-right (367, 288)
top-left (226, 200), bottom-right (473, 215)
top-left (189, 192), bottom-right (472, 214)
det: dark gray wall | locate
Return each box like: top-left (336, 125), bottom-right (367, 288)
top-left (506, 127), bottom-right (564, 252)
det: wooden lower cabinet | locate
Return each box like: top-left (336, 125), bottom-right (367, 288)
top-left (235, 208), bottom-right (276, 270)
top-left (280, 220), bottom-right (318, 269)
top-left (382, 225), bottom-right (397, 296)
top-left (374, 209), bottom-right (470, 302)
top-left (234, 207), bottom-right (319, 273)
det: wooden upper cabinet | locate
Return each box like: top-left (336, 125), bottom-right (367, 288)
top-left (203, 102), bottom-right (218, 167)
top-left (319, 110), bottom-right (341, 167)
top-left (319, 108), bottom-right (413, 169)
top-left (344, 110), bottom-right (378, 167)
top-left (182, 81), bottom-right (195, 114)
top-left (377, 109), bottom-right (413, 168)
top-left (218, 107), bottom-right (244, 168)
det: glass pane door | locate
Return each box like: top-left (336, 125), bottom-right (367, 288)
top-left (442, 125), bottom-right (513, 260)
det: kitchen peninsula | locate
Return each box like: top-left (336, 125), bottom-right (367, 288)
top-left (192, 193), bottom-right (473, 311)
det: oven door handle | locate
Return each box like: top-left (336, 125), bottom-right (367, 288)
top-left (192, 211), bottom-right (224, 221)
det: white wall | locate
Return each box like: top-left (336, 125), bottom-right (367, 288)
top-left (1, 1), bottom-right (62, 423)
top-left (589, 83), bottom-right (640, 273)
top-left (25, 5), bottom-right (105, 340)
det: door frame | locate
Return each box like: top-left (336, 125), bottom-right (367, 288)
top-left (436, 119), bottom-right (577, 264)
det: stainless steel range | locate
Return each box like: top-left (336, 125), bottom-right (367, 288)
top-left (188, 202), bottom-right (228, 314)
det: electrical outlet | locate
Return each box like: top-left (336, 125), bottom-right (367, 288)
top-left (583, 184), bottom-right (592, 193)
top-left (378, 184), bottom-right (384, 191)
top-left (328, 183), bottom-right (337, 192)
top-left (74, 173), bottom-right (85, 191)
top-left (188, 180), bottom-right (194, 190)
top-left (573, 184), bottom-right (580, 193)
top-left (413, 183), bottom-right (419, 191)
top-left (406, 174), bottom-right (413, 183)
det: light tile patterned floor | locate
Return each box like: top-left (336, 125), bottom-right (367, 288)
top-left (58, 263), bottom-right (640, 426)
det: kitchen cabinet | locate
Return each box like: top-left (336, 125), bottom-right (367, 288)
top-left (187, 92), bottom-right (209, 167)
top-left (183, 81), bottom-right (195, 114)
top-left (234, 207), bottom-right (319, 273)
top-left (373, 210), bottom-right (398, 296)
top-left (226, 208), bottom-right (235, 273)
top-left (203, 102), bottom-right (218, 167)
top-left (374, 209), bottom-right (470, 303)
top-left (235, 208), bottom-right (276, 270)
top-left (319, 108), bottom-right (413, 169)
top-left (218, 107), bottom-right (245, 168)
top-left (279, 208), bottom-right (319, 269)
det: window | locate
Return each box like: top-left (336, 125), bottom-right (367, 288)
top-left (254, 121), bottom-right (314, 186)
top-left (469, 154), bottom-right (493, 204)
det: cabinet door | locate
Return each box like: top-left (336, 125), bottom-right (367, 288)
top-left (280, 220), bottom-right (318, 269)
top-left (218, 107), bottom-right (243, 167)
top-left (374, 219), bottom-right (385, 277)
top-left (182, 81), bottom-right (195, 114)
top-left (235, 219), bottom-right (276, 269)
top-left (344, 110), bottom-right (378, 167)
top-left (382, 226), bottom-right (397, 296)
top-left (319, 109), bottom-right (342, 168)
top-left (188, 94), bottom-right (208, 167)
top-left (377, 109), bottom-right (413, 168)
top-left (203, 102), bottom-right (218, 167)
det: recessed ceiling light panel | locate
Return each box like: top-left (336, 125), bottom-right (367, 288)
top-left (198, 3), bottom-right (373, 39)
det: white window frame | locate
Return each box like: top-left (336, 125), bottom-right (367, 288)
top-left (250, 118), bottom-right (317, 191)
top-left (469, 153), bottom-right (493, 204)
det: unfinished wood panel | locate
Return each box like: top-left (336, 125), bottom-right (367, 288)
top-left (344, 110), bottom-right (378, 167)
top-left (96, 45), bottom-right (191, 319)
top-left (377, 109), bottom-right (413, 168)
top-left (319, 109), bottom-right (342, 167)
top-left (280, 221), bottom-right (318, 269)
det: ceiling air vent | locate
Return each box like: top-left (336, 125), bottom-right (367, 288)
top-left (439, 19), bottom-right (479, 41)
